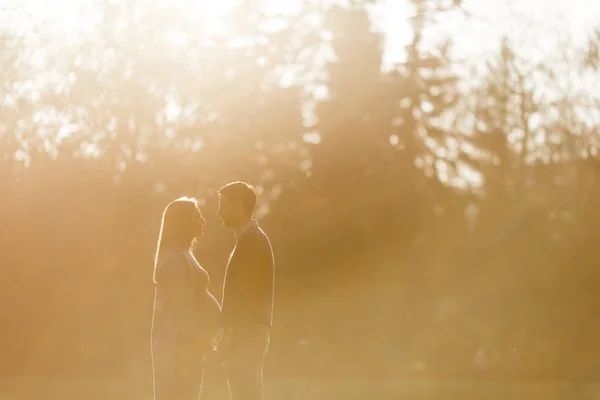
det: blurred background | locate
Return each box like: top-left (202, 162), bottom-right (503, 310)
top-left (1, 0), bottom-right (600, 398)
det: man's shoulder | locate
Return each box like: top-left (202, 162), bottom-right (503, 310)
top-left (239, 226), bottom-right (272, 252)
top-left (241, 224), bottom-right (269, 241)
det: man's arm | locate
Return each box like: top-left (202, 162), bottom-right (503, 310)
top-left (214, 236), bottom-right (271, 359)
top-left (228, 235), bottom-right (271, 327)
top-left (220, 238), bottom-right (253, 329)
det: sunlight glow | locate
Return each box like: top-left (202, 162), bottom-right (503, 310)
top-left (155, 0), bottom-right (235, 17)
top-left (2, 0), bottom-right (304, 35)
top-left (5, 0), bottom-right (598, 69)
top-left (379, 0), bottom-right (600, 68)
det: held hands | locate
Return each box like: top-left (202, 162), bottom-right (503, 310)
top-left (205, 345), bottom-right (226, 366)
top-left (204, 331), bottom-right (227, 366)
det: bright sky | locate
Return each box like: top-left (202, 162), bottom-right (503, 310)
top-left (2, 0), bottom-right (599, 65)
top-left (378, 0), bottom-right (600, 67)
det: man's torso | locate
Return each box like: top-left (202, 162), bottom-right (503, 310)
top-left (221, 222), bottom-right (274, 329)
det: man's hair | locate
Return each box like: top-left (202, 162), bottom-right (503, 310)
top-left (218, 181), bottom-right (257, 217)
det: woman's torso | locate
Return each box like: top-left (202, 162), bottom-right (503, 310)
top-left (183, 251), bottom-right (221, 336)
top-left (152, 251), bottom-right (220, 341)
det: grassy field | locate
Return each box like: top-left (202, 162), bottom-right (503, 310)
top-left (0, 378), bottom-right (597, 400)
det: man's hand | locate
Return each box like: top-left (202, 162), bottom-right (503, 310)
top-left (205, 328), bottom-right (236, 365)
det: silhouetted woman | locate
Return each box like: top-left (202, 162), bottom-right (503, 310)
top-left (151, 197), bottom-right (221, 400)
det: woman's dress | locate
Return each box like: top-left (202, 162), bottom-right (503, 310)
top-left (151, 250), bottom-right (221, 400)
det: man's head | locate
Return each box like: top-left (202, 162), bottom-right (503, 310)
top-left (217, 181), bottom-right (257, 228)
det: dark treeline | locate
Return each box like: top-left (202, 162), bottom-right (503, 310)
top-left (1, 0), bottom-right (600, 383)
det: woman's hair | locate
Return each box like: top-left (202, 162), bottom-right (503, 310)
top-left (153, 197), bottom-right (202, 284)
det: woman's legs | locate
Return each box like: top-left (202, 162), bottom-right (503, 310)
top-left (153, 339), bottom-right (204, 400)
top-left (173, 346), bottom-right (204, 400)
top-left (152, 340), bottom-right (173, 399)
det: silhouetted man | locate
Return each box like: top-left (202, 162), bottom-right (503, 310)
top-left (214, 181), bottom-right (274, 400)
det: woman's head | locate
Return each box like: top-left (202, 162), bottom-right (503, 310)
top-left (153, 197), bottom-right (205, 282)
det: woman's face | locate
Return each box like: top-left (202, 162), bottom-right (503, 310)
top-left (194, 206), bottom-right (206, 238)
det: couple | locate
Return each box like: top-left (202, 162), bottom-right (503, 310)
top-left (151, 181), bottom-right (275, 400)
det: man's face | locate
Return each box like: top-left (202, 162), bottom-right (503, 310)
top-left (217, 194), bottom-right (241, 228)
